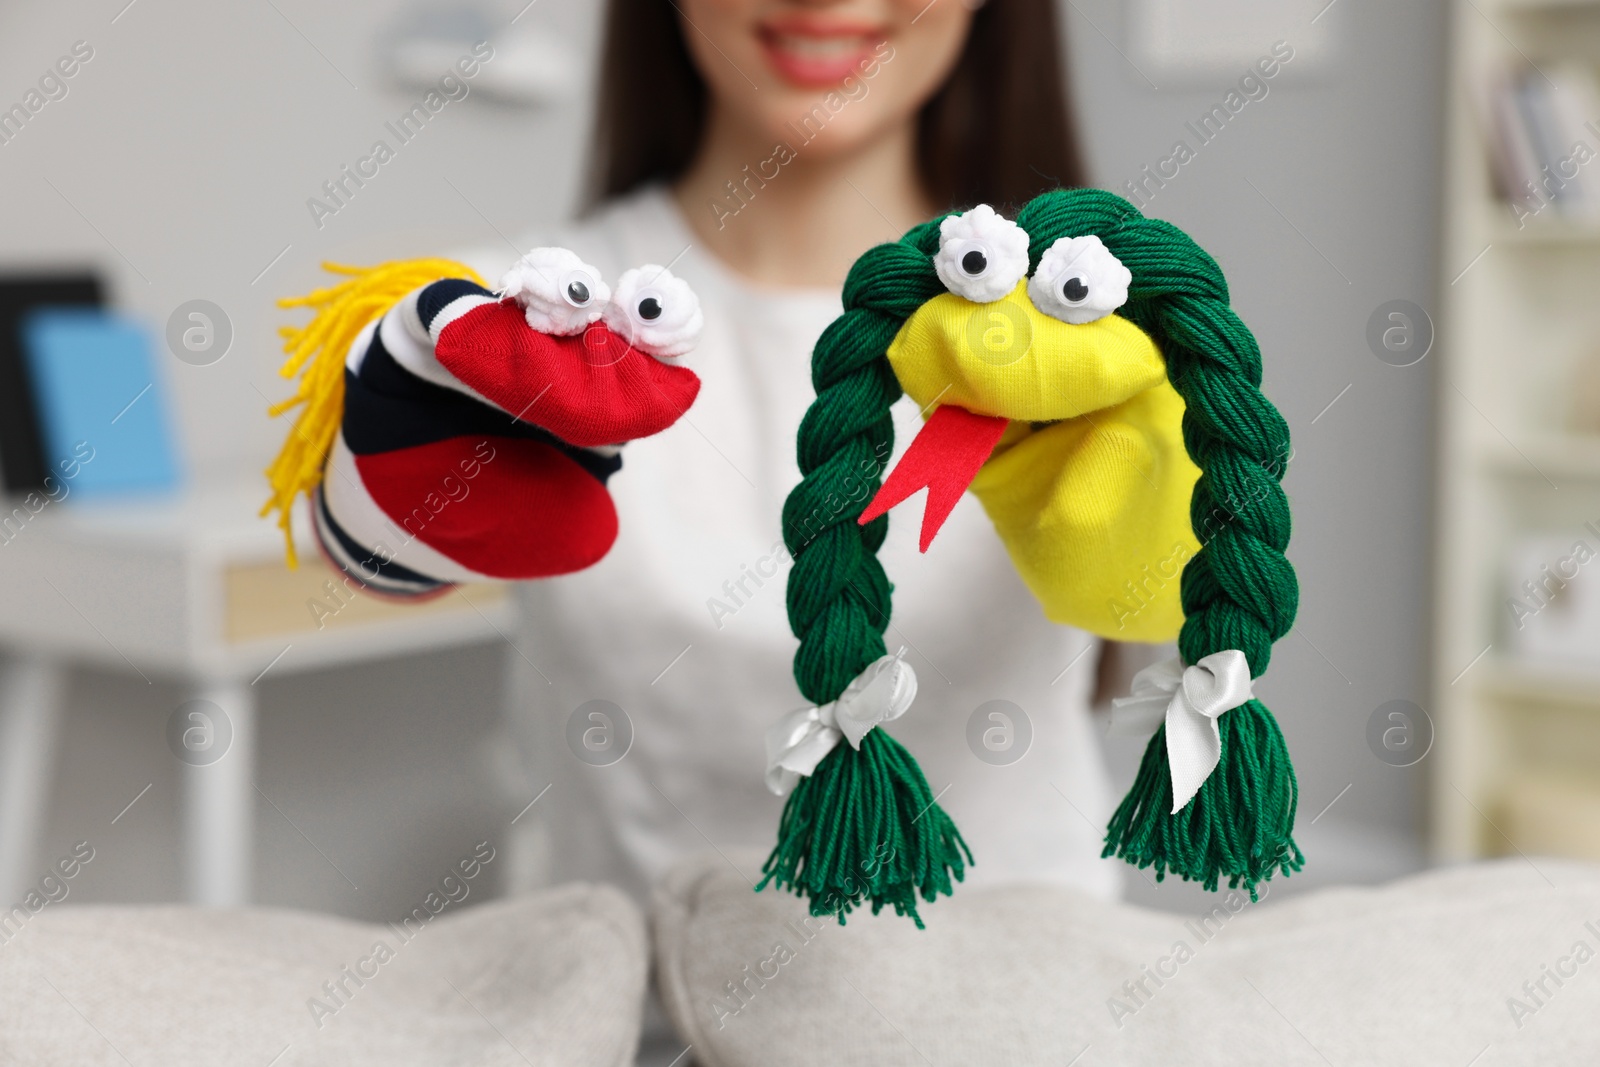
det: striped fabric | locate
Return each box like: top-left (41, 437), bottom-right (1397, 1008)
top-left (312, 484), bottom-right (448, 599)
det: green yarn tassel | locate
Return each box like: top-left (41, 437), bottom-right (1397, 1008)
top-left (758, 730), bottom-right (971, 928)
top-left (758, 222), bottom-right (972, 926)
top-left (1104, 703), bottom-right (1302, 899)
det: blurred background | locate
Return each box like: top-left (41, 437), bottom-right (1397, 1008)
top-left (6, 0), bottom-right (1580, 926)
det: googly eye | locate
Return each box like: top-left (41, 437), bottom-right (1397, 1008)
top-left (1027, 235), bottom-right (1131, 325)
top-left (560, 269), bottom-right (597, 309)
top-left (932, 204), bottom-right (1031, 304)
top-left (497, 247), bottom-right (611, 336)
top-left (602, 264), bottom-right (703, 360)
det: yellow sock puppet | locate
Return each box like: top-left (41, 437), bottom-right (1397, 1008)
top-left (762, 189), bottom-right (1299, 925)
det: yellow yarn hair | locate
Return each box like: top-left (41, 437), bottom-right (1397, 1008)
top-left (262, 258), bottom-right (486, 567)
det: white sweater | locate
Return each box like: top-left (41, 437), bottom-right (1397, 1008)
top-left (462, 185), bottom-right (1123, 905)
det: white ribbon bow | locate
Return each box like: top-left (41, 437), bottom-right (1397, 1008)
top-left (764, 650), bottom-right (918, 797)
top-left (1109, 651), bottom-right (1254, 814)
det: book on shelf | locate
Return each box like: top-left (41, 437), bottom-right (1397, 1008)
top-left (1482, 61), bottom-right (1600, 227)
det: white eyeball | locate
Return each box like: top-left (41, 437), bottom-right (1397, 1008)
top-left (602, 264), bottom-right (703, 360)
top-left (1027, 235), bottom-right (1131, 325)
top-left (932, 204), bottom-right (1031, 304)
top-left (497, 247), bottom-right (611, 336)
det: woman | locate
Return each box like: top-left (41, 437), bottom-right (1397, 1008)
top-left (471, 0), bottom-right (1131, 914)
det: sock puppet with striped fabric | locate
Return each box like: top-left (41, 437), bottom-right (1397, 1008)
top-left (763, 188), bottom-right (1299, 925)
top-left (263, 250), bottom-right (702, 593)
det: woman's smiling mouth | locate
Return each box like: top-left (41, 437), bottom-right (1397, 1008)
top-left (756, 15), bottom-right (886, 88)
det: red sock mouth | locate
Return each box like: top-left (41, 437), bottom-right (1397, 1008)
top-left (434, 300), bottom-right (702, 447)
top-left (857, 405), bottom-right (1009, 551)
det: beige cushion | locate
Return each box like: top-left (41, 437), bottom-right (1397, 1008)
top-left (654, 854), bottom-right (1600, 1066)
top-left (0, 884), bottom-right (646, 1066)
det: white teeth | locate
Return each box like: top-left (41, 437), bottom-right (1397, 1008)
top-left (771, 33), bottom-right (867, 60)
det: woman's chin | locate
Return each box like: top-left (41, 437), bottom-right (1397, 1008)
top-left (748, 105), bottom-right (886, 158)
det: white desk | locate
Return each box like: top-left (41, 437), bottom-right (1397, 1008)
top-left (0, 481), bottom-right (514, 905)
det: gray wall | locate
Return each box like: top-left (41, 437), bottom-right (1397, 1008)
top-left (0, 0), bottom-right (1446, 918)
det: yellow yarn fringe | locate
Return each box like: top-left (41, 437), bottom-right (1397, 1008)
top-left (261, 258), bottom-right (487, 567)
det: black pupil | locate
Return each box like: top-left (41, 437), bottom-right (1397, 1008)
top-left (567, 280), bottom-right (590, 304)
top-left (638, 296), bottom-right (663, 321)
top-left (961, 249), bottom-right (987, 275)
top-left (1063, 276), bottom-right (1089, 302)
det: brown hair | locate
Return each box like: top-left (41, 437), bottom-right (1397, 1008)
top-left (585, 0), bottom-right (1086, 214)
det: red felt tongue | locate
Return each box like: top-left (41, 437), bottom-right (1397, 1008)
top-left (857, 405), bottom-right (1010, 552)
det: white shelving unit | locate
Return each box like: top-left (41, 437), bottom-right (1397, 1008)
top-left (1435, 0), bottom-right (1600, 861)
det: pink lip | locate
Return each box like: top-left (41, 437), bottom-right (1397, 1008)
top-left (756, 17), bottom-right (886, 89)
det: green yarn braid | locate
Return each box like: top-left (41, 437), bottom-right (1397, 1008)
top-left (1014, 189), bottom-right (1302, 898)
top-left (762, 187), bottom-right (1301, 923)
top-left (758, 220), bottom-right (973, 927)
